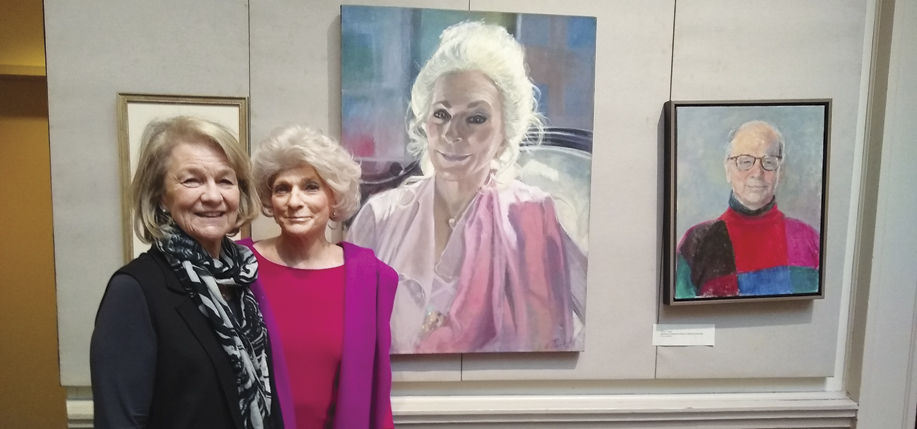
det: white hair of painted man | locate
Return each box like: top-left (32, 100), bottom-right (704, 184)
top-left (406, 20), bottom-right (545, 178)
top-left (723, 120), bottom-right (787, 160)
top-left (252, 125), bottom-right (362, 222)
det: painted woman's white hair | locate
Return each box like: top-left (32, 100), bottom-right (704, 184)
top-left (252, 125), bottom-right (362, 221)
top-left (407, 21), bottom-right (544, 174)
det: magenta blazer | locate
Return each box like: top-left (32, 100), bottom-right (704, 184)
top-left (240, 239), bottom-right (398, 429)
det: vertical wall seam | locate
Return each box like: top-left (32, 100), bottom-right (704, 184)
top-left (668, 0), bottom-right (677, 101)
top-left (656, 0), bottom-right (678, 380)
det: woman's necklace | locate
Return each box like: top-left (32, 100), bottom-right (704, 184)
top-left (434, 176), bottom-right (484, 230)
top-left (438, 194), bottom-right (473, 230)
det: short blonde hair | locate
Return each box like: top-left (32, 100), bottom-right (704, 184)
top-left (132, 116), bottom-right (259, 243)
top-left (252, 125), bottom-right (362, 222)
top-left (407, 21), bottom-right (544, 174)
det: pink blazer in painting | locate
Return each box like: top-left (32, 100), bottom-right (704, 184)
top-left (348, 176), bottom-right (587, 354)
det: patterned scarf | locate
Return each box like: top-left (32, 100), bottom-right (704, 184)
top-left (155, 229), bottom-right (272, 429)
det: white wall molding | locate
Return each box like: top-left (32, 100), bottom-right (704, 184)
top-left (851, 0), bottom-right (917, 426)
top-left (69, 392), bottom-right (856, 428)
top-left (66, 399), bottom-right (92, 429)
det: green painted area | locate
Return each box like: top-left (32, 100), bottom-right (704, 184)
top-left (341, 32), bottom-right (375, 86)
top-left (675, 254), bottom-right (697, 299)
top-left (790, 266), bottom-right (819, 294)
top-left (416, 10), bottom-right (517, 67)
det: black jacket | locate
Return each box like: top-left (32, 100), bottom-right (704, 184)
top-left (91, 248), bottom-right (283, 429)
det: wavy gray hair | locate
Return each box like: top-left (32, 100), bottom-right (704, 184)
top-left (252, 125), bottom-right (362, 221)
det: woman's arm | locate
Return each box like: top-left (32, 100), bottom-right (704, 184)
top-left (90, 274), bottom-right (157, 429)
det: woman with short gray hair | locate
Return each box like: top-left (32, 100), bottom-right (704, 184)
top-left (241, 125), bottom-right (396, 429)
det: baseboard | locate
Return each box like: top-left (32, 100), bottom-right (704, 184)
top-left (69, 391), bottom-right (856, 428)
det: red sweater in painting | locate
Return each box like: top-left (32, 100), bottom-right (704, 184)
top-left (675, 197), bottom-right (820, 299)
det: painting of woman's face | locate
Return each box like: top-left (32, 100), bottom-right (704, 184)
top-left (424, 70), bottom-right (505, 184)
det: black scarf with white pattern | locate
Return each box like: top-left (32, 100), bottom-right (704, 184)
top-left (155, 229), bottom-right (272, 429)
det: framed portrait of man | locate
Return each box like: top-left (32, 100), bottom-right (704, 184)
top-left (663, 100), bottom-right (831, 305)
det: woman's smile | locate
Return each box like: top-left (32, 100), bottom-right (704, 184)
top-left (436, 150), bottom-right (471, 163)
top-left (160, 140), bottom-right (241, 257)
top-left (270, 165), bottom-right (335, 239)
top-left (424, 70), bottom-right (505, 185)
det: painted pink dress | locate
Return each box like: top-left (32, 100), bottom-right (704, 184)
top-left (348, 176), bottom-right (587, 354)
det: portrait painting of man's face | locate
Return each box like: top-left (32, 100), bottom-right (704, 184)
top-left (664, 100), bottom-right (830, 304)
top-left (340, 6), bottom-right (596, 353)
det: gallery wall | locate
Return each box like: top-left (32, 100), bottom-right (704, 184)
top-left (44, 0), bottom-right (251, 384)
top-left (46, 0), bottom-right (869, 404)
top-left (658, 0), bottom-right (865, 379)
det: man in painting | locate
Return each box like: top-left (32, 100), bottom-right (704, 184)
top-left (675, 120), bottom-right (820, 299)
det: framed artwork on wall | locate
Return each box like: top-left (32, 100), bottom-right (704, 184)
top-left (663, 100), bottom-right (831, 305)
top-left (116, 93), bottom-right (250, 263)
top-left (341, 5), bottom-right (596, 354)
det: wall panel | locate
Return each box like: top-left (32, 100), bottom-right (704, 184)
top-left (45, 0), bottom-right (251, 385)
top-left (44, 0), bottom-right (875, 408)
top-left (657, 0), bottom-right (866, 379)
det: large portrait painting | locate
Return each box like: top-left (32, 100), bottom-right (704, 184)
top-left (663, 100), bottom-right (831, 305)
top-left (341, 6), bottom-right (596, 353)
top-left (117, 93), bottom-right (249, 263)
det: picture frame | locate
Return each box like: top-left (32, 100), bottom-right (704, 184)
top-left (663, 99), bottom-right (831, 305)
top-left (116, 93), bottom-right (250, 263)
top-left (341, 6), bottom-right (596, 353)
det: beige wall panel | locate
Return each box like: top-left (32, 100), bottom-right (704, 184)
top-left (45, 0), bottom-right (871, 390)
top-left (45, 0), bottom-right (251, 385)
top-left (459, 0), bottom-right (673, 380)
top-left (657, 0), bottom-right (866, 378)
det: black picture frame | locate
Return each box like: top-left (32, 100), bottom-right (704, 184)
top-left (663, 99), bottom-right (831, 305)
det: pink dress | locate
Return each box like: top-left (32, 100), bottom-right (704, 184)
top-left (252, 249), bottom-right (345, 429)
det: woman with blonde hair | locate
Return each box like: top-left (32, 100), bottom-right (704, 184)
top-left (91, 116), bottom-right (282, 429)
top-left (349, 21), bottom-right (587, 354)
top-left (241, 125), bottom-right (396, 429)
